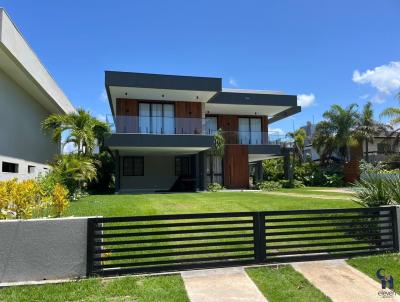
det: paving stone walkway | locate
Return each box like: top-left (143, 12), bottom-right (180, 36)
top-left (292, 260), bottom-right (400, 302)
top-left (181, 267), bottom-right (267, 302)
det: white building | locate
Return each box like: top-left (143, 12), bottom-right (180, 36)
top-left (0, 8), bottom-right (75, 180)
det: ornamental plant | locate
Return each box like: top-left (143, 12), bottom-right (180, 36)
top-left (0, 178), bottom-right (69, 219)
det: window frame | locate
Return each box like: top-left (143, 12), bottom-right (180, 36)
top-left (123, 156), bottom-right (144, 176)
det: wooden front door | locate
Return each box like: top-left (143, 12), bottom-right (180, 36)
top-left (223, 145), bottom-right (249, 189)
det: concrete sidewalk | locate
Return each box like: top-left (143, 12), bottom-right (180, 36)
top-left (292, 260), bottom-right (400, 302)
top-left (181, 267), bottom-right (267, 302)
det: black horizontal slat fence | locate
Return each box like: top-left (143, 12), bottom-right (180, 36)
top-left (87, 206), bottom-right (398, 277)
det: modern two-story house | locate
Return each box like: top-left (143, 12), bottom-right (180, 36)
top-left (104, 71), bottom-right (300, 193)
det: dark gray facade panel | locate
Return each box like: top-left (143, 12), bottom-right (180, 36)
top-left (269, 106), bottom-right (301, 124)
top-left (210, 91), bottom-right (297, 107)
top-left (105, 133), bottom-right (214, 148)
top-left (248, 144), bottom-right (281, 155)
top-left (105, 71), bottom-right (222, 92)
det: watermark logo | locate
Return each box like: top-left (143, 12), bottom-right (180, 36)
top-left (376, 268), bottom-right (396, 299)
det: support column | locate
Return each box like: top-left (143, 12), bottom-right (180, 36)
top-left (197, 151), bottom-right (207, 191)
top-left (114, 150), bottom-right (121, 193)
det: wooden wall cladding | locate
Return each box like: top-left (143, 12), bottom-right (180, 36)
top-left (116, 99), bottom-right (138, 132)
top-left (175, 102), bottom-right (202, 118)
top-left (116, 98), bottom-right (138, 116)
top-left (223, 145), bottom-right (249, 189)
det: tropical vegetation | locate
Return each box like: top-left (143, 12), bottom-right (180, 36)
top-left (0, 178), bottom-right (69, 219)
top-left (41, 109), bottom-right (112, 197)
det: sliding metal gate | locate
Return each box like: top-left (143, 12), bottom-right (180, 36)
top-left (87, 206), bottom-right (399, 277)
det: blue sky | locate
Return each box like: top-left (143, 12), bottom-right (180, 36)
top-left (1, 0), bottom-right (400, 134)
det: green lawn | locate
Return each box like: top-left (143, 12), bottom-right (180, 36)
top-left (347, 253), bottom-right (400, 293)
top-left (246, 265), bottom-right (332, 302)
top-left (0, 275), bottom-right (189, 302)
top-left (65, 191), bottom-right (358, 217)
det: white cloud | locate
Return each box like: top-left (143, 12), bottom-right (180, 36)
top-left (228, 77), bottom-right (238, 87)
top-left (352, 61), bottom-right (400, 98)
top-left (297, 93), bottom-right (315, 108)
top-left (268, 127), bottom-right (285, 135)
top-left (100, 90), bottom-right (108, 103)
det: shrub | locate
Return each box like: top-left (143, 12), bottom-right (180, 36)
top-left (207, 182), bottom-right (224, 192)
top-left (87, 151), bottom-right (115, 194)
top-left (280, 179), bottom-right (305, 188)
top-left (0, 178), bottom-right (69, 219)
top-left (354, 173), bottom-right (400, 207)
top-left (256, 181), bottom-right (282, 191)
top-left (50, 154), bottom-right (97, 199)
top-left (262, 159), bottom-right (284, 181)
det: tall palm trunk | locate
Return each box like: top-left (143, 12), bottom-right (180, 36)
top-left (365, 138), bottom-right (369, 162)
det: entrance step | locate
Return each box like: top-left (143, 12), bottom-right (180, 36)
top-left (292, 260), bottom-right (400, 302)
top-left (181, 267), bottom-right (267, 302)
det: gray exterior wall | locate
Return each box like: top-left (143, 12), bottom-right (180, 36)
top-left (0, 217), bottom-right (92, 283)
top-left (0, 68), bottom-right (58, 177)
top-left (119, 155), bottom-right (178, 192)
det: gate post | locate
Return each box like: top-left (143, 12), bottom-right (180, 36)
top-left (86, 218), bottom-right (95, 277)
top-left (393, 206), bottom-right (400, 252)
top-left (253, 212), bottom-right (266, 263)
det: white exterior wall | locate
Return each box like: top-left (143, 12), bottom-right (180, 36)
top-left (0, 217), bottom-right (93, 283)
top-left (0, 68), bottom-right (58, 180)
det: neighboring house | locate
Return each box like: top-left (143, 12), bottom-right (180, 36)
top-left (0, 9), bottom-right (75, 180)
top-left (104, 71), bottom-right (300, 193)
top-left (301, 121), bottom-right (399, 163)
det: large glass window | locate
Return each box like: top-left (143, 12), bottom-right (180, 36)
top-left (123, 157), bottom-right (144, 176)
top-left (139, 103), bottom-right (175, 134)
top-left (238, 118), bottom-right (262, 144)
top-left (205, 117), bottom-right (218, 135)
top-left (175, 156), bottom-right (193, 177)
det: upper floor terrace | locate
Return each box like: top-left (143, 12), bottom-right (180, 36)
top-left (106, 114), bottom-right (288, 145)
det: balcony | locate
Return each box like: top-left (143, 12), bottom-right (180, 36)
top-left (106, 115), bottom-right (288, 145)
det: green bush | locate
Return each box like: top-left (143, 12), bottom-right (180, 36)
top-left (280, 179), bottom-right (305, 188)
top-left (256, 181), bottom-right (282, 191)
top-left (354, 173), bottom-right (400, 207)
top-left (207, 182), bottom-right (224, 192)
top-left (87, 151), bottom-right (115, 194)
top-left (262, 159), bottom-right (284, 181)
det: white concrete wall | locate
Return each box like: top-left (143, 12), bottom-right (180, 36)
top-left (0, 217), bottom-right (92, 283)
top-left (0, 67), bottom-right (59, 179)
top-left (120, 155), bottom-right (178, 192)
top-left (0, 155), bottom-right (50, 181)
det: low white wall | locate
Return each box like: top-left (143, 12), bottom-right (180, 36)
top-left (0, 217), bottom-right (95, 283)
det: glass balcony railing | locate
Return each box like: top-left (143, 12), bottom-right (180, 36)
top-left (106, 115), bottom-right (290, 145)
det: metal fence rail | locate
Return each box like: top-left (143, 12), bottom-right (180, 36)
top-left (87, 207), bottom-right (398, 277)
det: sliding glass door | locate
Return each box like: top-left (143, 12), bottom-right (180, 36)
top-left (139, 103), bottom-right (175, 134)
top-left (238, 118), bottom-right (262, 144)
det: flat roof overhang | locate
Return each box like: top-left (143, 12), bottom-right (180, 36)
top-left (248, 144), bottom-right (282, 162)
top-left (0, 9), bottom-right (75, 114)
top-left (205, 90), bottom-right (300, 122)
top-left (105, 133), bottom-right (213, 155)
top-left (106, 71), bottom-right (222, 115)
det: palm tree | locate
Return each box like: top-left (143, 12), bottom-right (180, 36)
top-left (354, 102), bottom-right (387, 162)
top-left (287, 128), bottom-right (306, 164)
top-left (42, 108), bottom-right (110, 155)
top-left (209, 129), bottom-right (225, 183)
top-left (50, 154), bottom-right (98, 196)
top-left (312, 121), bottom-right (337, 165)
top-left (320, 104), bottom-right (360, 162)
top-left (380, 93), bottom-right (400, 148)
